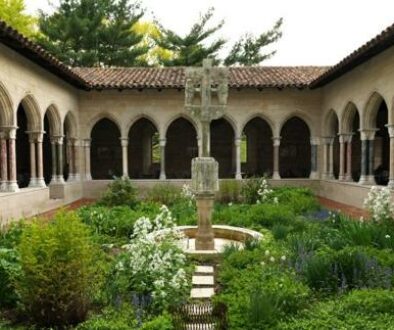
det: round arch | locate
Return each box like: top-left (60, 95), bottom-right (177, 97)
top-left (0, 82), bottom-right (14, 127)
top-left (165, 117), bottom-right (198, 179)
top-left (340, 102), bottom-right (359, 134)
top-left (242, 117), bottom-right (273, 177)
top-left (323, 109), bottom-right (339, 137)
top-left (90, 118), bottom-right (122, 179)
top-left (44, 105), bottom-right (62, 136)
top-left (163, 113), bottom-right (200, 139)
top-left (240, 113), bottom-right (275, 137)
top-left (87, 112), bottom-right (122, 139)
top-left (363, 92), bottom-right (388, 130)
top-left (64, 111), bottom-right (78, 138)
top-left (279, 116), bottom-right (311, 178)
top-left (19, 94), bottom-right (42, 131)
top-left (126, 114), bottom-right (160, 138)
top-left (128, 117), bottom-right (160, 179)
top-left (278, 111), bottom-right (314, 138)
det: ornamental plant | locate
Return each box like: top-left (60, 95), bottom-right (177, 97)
top-left (241, 177), bottom-right (278, 204)
top-left (99, 177), bottom-right (138, 207)
top-left (364, 186), bottom-right (394, 222)
top-left (111, 206), bottom-right (190, 314)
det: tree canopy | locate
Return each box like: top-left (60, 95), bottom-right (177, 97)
top-left (36, 0), bottom-right (148, 67)
top-left (0, 0), bottom-right (37, 38)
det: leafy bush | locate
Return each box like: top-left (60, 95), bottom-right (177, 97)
top-left (78, 204), bottom-right (160, 243)
top-left (218, 180), bottom-right (241, 203)
top-left (0, 221), bottom-right (25, 249)
top-left (16, 212), bottom-right (104, 328)
top-left (241, 177), bottom-right (275, 204)
top-left (272, 187), bottom-right (319, 214)
top-left (0, 247), bottom-right (20, 307)
top-left (145, 183), bottom-right (182, 206)
top-left (99, 177), bottom-right (138, 207)
top-left (278, 289), bottom-right (394, 329)
top-left (140, 313), bottom-right (174, 330)
top-left (364, 186), bottom-right (394, 222)
top-left (77, 304), bottom-right (137, 330)
top-left (246, 203), bottom-right (295, 228)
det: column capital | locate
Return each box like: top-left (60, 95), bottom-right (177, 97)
top-left (234, 137), bottom-right (242, 147)
top-left (310, 136), bottom-right (320, 145)
top-left (321, 136), bottom-right (335, 145)
top-left (359, 128), bottom-right (378, 140)
top-left (120, 137), bottom-right (129, 148)
top-left (50, 135), bottom-right (63, 144)
top-left (272, 136), bottom-right (281, 147)
top-left (159, 138), bottom-right (166, 147)
top-left (84, 139), bottom-right (91, 147)
top-left (385, 124), bottom-right (394, 138)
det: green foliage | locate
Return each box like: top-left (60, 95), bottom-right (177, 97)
top-left (218, 180), bottom-right (241, 203)
top-left (78, 204), bottom-right (160, 243)
top-left (0, 0), bottom-right (37, 38)
top-left (16, 212), bottom-right (104, 328)
top-left (241, 177), bottom-right (264, 204)
top-left (99, 177), bottom-right (138, 207)
top-left (0, 221), bottom-right (25, 249)
top-left (77, 304), bottom-right (137, 330)
top-left (140, 313), bottom-right (174, 330)
top-left (278, 289), bottom-right (394, 329)
top-left (156, 7), bottom-right (226, 66)
top-left (36, 0), bottom-right (148, 67)
top-left (145, 183), bottom-right (182, 206)
top-left (224, 18), bottom-right (283, 66)
top-left (0, 248), bottom-right (20, 307)
top-left (272, 187), bottom-right (319, 214)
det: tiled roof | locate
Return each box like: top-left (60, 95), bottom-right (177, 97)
top-left (73, 66), bottom-right (329, 90)
top-left (311, 22), bottom-right (394, 87)
top-left (0, 20), bottom-right (89, 89)
top-left (1, 18), bottom-right (394, 90)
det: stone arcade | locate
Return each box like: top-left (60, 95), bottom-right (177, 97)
top-left (1, 19), bottom-right (394, 221)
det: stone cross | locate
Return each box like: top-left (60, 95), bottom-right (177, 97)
top-left (185, 58), bottom-right (229, 157)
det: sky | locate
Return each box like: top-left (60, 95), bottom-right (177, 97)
top-left (24, 0), bottom-right (394, 66)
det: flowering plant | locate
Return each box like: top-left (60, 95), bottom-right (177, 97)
top-left (181, 184), bottom-right (195, 206)
top-left (242, 177), bottom-right (279, 204)
top-left (112, 206), bottom-right (190, 312)
top-left (257, 178), bottom-right (278, 204)
top-left (364, 186), bottom-right (394, 222)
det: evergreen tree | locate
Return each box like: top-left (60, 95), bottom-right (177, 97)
top-left (36, 0), bottom-right (148, 67)
top-left (224, 18), bottom-right (283, 66)
top-left (156, 7), bottom-right (226, 66)
top-left (0, 0), bottom-right (37, 38)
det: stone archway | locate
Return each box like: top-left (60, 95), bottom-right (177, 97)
top-left (279, 117), bottom-right (311, 178)
top-left (128, 118), bottom-right (160, 179)
top-left (373, 99), bottom-right (389, 185)
top-left (165, 118), bottom-right (198, 179)
top-left (211, 118), bottom-right (235, 178)
top-left (241, 117), bottom-right (273, 177)
top-left (324, 110), bottom-right (340, 179)
top-left (64, 112), bottom-right (78, 182)
top-left (91, 118), bottom-right (122, 179)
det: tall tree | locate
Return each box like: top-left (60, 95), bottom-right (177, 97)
top-left (36, 0), bottom-right (148, 67)
top-left (224, 18), bottom-right (283, 66)
top-left (0, 0), bottom-right (37, 38)
top-left (156, 7), bottom-right (226, 66)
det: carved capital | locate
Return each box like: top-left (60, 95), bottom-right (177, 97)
top-left (272, 136), bottom-right (281, 147)
top-left (120, 138), bottom-right (129, 148)
top-left (84, 139), bottom-right (91, 148)
top-left (321, 136), bottom-right (335, 145)
top-left (159, 138), bottom-right (166, 147)
top-left (386, 124), bottom-right (394, 138)
top-left (359, 128), bottom-right (378, 141)
top-left (310, 136), bottom-right (320, 145)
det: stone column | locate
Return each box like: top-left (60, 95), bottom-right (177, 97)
top-left (272, 137), bottom-right (281, 179)
top-left (197, 137), bottom-right (202, 157)
top-left (55, 136), bottom-right (64, 184)
top-left (338, 134), bottom-right (346, 181)
top-left (84, 139), bottom-right (92, 180)
top-left (345, 134), bottom-right (353, 181)
top-left (235, 137), bottom-right (242, 179)
top-left (50, 137), bottom-right (57, 184)
top-left (159, 138), bottom-right (166, 180)
top-left (73, 139), bottom-right (80, 181)
top-left (0, 131), bottom-right (8, 192)
top-left (28, 134), bottom-right (37, 187)
top-left (36, 133), bottom-right (46, 187)
top-left (309, 137), bottom-right (319, 179)
top-left (387, 125), bottom-right (394, 188)
top-left (359, 129), bottom-right (376, 185)
top-left (321, 138), bottom-right (329, 179)
top-left (120, 138), bottom-right (129, 178)
top-left (67, 138), bottom-right (75, 181)
top-left (328, 137), bottom-right (335, 180)
top-left (7, 128), bottom-right (18, 192)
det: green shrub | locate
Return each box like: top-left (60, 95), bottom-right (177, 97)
top-left (272, 187), bottom-right (319, 214)
top-left (218, 180), bottom-right (241, 203)
top-left (0, 247), bottom-right (20, 307)
top-left (99, 177), bottom-right (138, 207)
top-left (145, 183), bottom-right (182, 206)
top-left (140, 313), bottom-right (174, 330)
top-left (272, 224), bottom-right (292, 240)
top-left (278, 289), bottom-right (394, 329)
top-left (241, 177), bottom-right (264, 204)
top-left (246, 203), bottom-right (295, 228)
top-left (16, 212), bottom-right (104, 328)
top-left (77, 304), bottom-right (137, 330)
top-left (0, 221), bottom-right (25, 249)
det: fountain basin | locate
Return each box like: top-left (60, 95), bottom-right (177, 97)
top-left (153, 225), bottom-right (264, 256)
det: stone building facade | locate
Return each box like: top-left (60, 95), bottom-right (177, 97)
top-left (1, 20), bottom-right (394, 221)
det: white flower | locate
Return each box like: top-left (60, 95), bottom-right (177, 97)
top-left (385, 234), bottom-right (391, 239)
top-left (260, 261), bottom-right (265, 266)
top-left (269, 256), bottom-right (275, 262)
top-left (228, 202), bottom-right (233, 206)
top-left (265, 250), bottom-right (270, 256)
top-left (281, 255), bottom-right (286, 261)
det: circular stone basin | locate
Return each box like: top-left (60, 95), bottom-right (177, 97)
top-left (153, 225), bottom-right (264, 255)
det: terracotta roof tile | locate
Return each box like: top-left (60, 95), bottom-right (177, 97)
top-left (73, 66), bottom-right (329, 90)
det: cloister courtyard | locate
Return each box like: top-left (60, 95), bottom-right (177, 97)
top-left (1, 4), bottom-right (394, 328)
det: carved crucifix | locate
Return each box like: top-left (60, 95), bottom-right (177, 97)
top-left (185, 58), bottom-right (229, 157)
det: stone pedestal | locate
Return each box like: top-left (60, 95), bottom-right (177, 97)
top-left (192, 157), bottom-right (218, 250)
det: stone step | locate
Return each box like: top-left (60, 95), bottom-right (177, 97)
top-left (186, 324), bottom-right (215, 330)
top-left (192, 275), bottom-right (214, 286)
top-left (190, 287), bottom-right (215, 299)
top-left (195, 265), bottom-right (214, 274)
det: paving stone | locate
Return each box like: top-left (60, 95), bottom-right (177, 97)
top-left (192, 275), bottom-right (214, 286)
top-left (195, 265), bottom-right (214, 274)
top-left (190, 287), bottom-right (215, 299)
